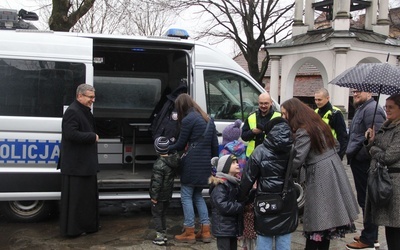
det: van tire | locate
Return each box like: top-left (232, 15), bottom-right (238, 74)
top-left (0, 200), bottom-right (57, 222)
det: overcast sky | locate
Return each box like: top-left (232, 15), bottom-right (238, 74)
top-left (0, 0), bottom-right (239, 56)
top-left (2, 0), bottom-right (400, 57)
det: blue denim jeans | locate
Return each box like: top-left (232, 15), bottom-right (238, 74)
top-left (256, 233), bottom-right (291, 250)
top-left (180, 185), bottom-right (209, 227)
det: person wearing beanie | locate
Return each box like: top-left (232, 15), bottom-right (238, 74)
top-left (149, 136), bottom-right (180, 246)
top-left (222, 119), bottom-right (242, 145)
top-left (220, 120), bottom-right (255, 249)
top-left (219, 119), bottom-right (246, 178)
top-left (238, 116), bottom-right (299, 250)
top-left (209, 155), bottom-right (244, 250)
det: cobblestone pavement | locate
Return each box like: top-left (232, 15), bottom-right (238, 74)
top-left (0, 163), bottom-right (387, 250)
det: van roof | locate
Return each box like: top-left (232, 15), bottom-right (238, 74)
top-left (0, 30), bottom-right (92, 62)
top-left (0, 29), bottom-right (256, 89)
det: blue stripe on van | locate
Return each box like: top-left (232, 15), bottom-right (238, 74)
top-left (0, 139), bottom-right (60, 164)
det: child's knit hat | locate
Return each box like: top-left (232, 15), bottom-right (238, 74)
top-left (222, 119), bottom-right (242, 145)
top-left (154, 136), bottom-right (170, 154)
top-left (216, 154), bottom-right (237, 174)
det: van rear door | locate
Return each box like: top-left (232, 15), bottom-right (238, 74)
top-left (87, 36), bottom-right (195, 194)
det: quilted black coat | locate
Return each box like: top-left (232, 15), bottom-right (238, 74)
top-left (209, 176), bottom-right (244, 237)
top-left (149, 152), bottom-right (180, 201)
top-left (168, 109), bottom-right (219, 186)
top-left (238, 122), bottom-right (298, 236)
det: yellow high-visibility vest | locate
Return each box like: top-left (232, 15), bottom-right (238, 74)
top-left (315, 106), bottom-right (341, 139)
top-left (246, 111), bottom-right (281, 157)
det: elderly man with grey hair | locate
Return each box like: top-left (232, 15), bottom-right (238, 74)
top-left (58, 83), bottom-right (100, 237)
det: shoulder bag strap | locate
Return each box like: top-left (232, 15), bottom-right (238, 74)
top-left (186, 118), bottom-right (211, 154)
top-left (282, 145), bottom-right (295, 199)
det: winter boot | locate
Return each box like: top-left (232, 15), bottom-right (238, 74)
top-left (153, 232), bottom-right (166, 246)
top-left (174, 226), bottom-right (196, 243)
top-left (195, 224), bottom-right (212, 243)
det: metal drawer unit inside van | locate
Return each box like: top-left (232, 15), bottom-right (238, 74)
top-left (98, 138), bottom-right (123, 164)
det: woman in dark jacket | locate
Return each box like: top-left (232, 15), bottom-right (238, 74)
top-left (238, 117), bottom-right (298, 250)
top-left (168, 94), bottom-right (219, 243)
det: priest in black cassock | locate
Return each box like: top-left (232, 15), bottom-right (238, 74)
top-left (58, 83), bottom-right (99, 237)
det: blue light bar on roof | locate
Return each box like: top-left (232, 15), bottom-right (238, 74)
top-left (164, 28), bottom-right (189, 39)
top-left (131, 48), bottom-right (145, 52)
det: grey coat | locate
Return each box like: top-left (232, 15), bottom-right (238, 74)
top-left (292, 128), bottom-right (359, 232)
top-left (365, 120), bottom-right (400, 227)
top-left (346, 98), bottom-right (386, 162)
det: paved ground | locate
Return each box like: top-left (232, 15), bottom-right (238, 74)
top-left (0, 163), bottom-right (388, 250)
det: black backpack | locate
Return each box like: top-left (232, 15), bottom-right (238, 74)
top-left (150, 82), bottom-right (187, 143)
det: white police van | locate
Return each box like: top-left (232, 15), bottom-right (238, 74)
top-left (0, 9), bottom-right (301, 222)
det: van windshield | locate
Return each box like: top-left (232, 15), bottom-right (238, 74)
top-left (204, 70), bottom-right (261, 121)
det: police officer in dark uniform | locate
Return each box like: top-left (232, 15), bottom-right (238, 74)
top-left (314, 88), bottom-right (349, 159)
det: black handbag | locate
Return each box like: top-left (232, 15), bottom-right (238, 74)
top-left (254, 146), bottom-right (295, 215)
top-left (255, 194), bottom-right (284, 214)
top-left (367, 161), bottom-right (393, 206)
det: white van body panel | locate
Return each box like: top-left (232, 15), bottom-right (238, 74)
top-left (193, 43), bottom-right (253, 75)
top-left (0, 31), bottom-right (92, 62)
top-left (0, 29), bottom-right (280, 221)
top-left (0, 32), bottom-right (92, 175)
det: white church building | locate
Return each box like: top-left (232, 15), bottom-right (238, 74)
top-left (263, 0), bottom-right (400, 115)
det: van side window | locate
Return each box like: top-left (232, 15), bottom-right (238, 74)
top-left (0, 59), bottom-right (85, 117)
top-left (204, 70), bottom-right (260, 121)
top-left (93, 76), bottom-right (162, 119)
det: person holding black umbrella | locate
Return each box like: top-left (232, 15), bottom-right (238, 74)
top-left (346, 90), bottom-right (386, 250)
top-left (363, 93), bottom-right (400, 250)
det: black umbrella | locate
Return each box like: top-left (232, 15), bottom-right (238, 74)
top-left (329, 62), bottom-right (400, 95)
top-left (329, 61), bottom-right (400, 129)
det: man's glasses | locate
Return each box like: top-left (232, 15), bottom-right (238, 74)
top-left (351, 90), bottom-right (362, 95)
top-left (82, 93), bottom-right (96, 99)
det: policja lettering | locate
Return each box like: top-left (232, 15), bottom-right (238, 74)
top-left (0, 140), bottom-right (60, 162)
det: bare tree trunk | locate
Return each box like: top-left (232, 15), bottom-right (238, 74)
top-left (49, 0), bottom-right (95, 31)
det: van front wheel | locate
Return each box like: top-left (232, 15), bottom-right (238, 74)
top-left (0, 200), bottom-right (57, 222)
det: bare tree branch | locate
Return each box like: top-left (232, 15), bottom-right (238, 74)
top-left (157, 0), bottom-right (294, 84)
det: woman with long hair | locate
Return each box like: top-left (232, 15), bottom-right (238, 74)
top-left (168, 93), bottom-right (219, 244)
top-left (280, 98), bottom-right (359, 250)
